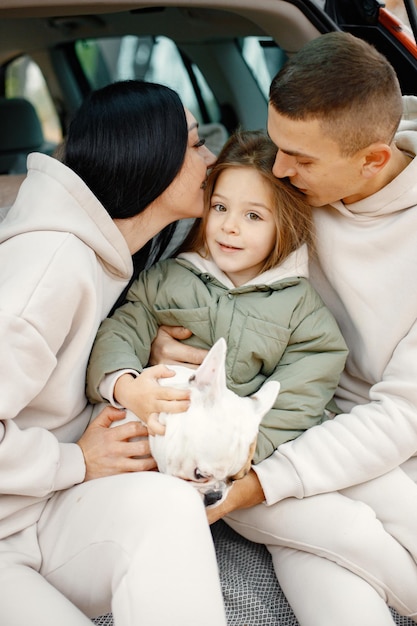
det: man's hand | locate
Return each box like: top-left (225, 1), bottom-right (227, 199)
top-left (149, 325), bottom-right (208, 368)
top-left (206, 469), bottom-right (266, 525)
top-left (77, 405), bottom-right (157, 481)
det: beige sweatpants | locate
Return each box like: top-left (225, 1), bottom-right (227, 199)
top-left (0, 472), bottom-right (226, 626)
top-left (226, 462), bottom-right (417, 626)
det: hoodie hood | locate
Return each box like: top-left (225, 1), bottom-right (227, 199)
top-left (330, 95), bottom-right (417, 220)
top-left (398, 94), bottom-right (417, 134)
top-left (178, 244), bottom-right (309, 289)
top-left (0, 153), bottom-right (132, 280)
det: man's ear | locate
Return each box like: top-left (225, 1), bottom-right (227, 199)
top-left (361, 142), bottom-right (392, 179)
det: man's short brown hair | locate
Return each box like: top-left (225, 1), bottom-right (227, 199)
top-left (269, 32), bottom-right (403, 156)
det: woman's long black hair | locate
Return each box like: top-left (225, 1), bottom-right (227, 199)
top-left (64, 80), bottom-right (188, 309)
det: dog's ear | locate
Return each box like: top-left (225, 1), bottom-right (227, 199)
top-left (189, 337), bottom-right (227, 397)
top-left (249, 380), bottom-right (280, 423)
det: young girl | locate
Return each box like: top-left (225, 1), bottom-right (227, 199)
top-left (86, 130), bottom-right (348, 463)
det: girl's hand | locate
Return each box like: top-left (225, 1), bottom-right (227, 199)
top-left (114, 364), bottom-right (191, 432)
top-left (77, 405), bottom-right (157, 481)
top-left (147, 412), bottom-right (164, 437)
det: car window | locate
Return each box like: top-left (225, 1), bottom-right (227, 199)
top-left (4, 55), bottom-right (63, 145)
top-left (240, 37), bottom-right (287, 98)
top-left (383, 0), bottom-right (416, 36)
top-left (75, 35), bottom-right (220, 124)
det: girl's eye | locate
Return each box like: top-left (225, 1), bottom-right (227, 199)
top-left (247, 212), bottom-right (261, 221)
top-left (212, 203), bottom-right (226, 212)
top-left (194, 137), bottom-right (206, 148)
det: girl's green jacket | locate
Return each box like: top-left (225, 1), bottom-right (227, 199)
top-left (87, 246), bottom-right (348, 463)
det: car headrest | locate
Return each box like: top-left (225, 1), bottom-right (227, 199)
top-left (0, 97), bottom-right (45, 174)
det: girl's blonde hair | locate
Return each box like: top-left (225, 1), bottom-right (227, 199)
top-left (180, 129), bottom-right (313, 272)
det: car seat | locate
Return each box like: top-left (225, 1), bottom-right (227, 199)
top-left (0, 96), bottom-right (56, 174)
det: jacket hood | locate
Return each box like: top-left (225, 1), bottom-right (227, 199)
top-left (178, 244), bottom-right (309, 289)
top-left (330, 95), bottom-right (417, 219)
top-left (0, 153), bottom-right (132, 279)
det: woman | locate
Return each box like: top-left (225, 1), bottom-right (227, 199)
top-left (0, 80), bottom-right (226, 626)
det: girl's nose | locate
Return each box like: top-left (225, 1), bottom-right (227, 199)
top-left (222, 214), bottom-right (239, 234)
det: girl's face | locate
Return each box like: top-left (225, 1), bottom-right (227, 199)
top-left (161, 109), bottom-right (216, 220)
top-left (205, 167), bottom-right (277, 287)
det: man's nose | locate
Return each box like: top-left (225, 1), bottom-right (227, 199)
top-left (272, 150), bottom-right (297, 178)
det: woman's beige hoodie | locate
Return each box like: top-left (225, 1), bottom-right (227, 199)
top-left (0, 153), bottom-right (132, 539)
top-left (256, 95), bottom-right (417, 504)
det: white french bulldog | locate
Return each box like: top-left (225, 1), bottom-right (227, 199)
top-left (122, 337), bottom-right (280, 507)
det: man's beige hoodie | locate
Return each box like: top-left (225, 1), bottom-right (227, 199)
top-left (256, 96), bottom-right (417, 504)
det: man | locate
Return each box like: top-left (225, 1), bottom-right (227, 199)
top-left (151, 32), bottom-right (417, 625)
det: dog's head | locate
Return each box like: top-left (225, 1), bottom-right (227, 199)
top-left (150, 338), bottom-right (280, 507)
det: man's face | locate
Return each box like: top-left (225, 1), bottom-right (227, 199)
top-left (267, 104), bottom-right (367, 207)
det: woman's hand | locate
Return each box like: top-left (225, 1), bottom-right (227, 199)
top-left (113, 365), bottom-right (191, 434)
top-left (149, 325), bottom-right (208, 368)
top-left (77, 405), bottom-right (157, 481)
top-left (206, 469), bottom-right (266, 525)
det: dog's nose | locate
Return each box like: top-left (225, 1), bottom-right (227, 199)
top-left (204, 490), bottom-right (223, 507)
